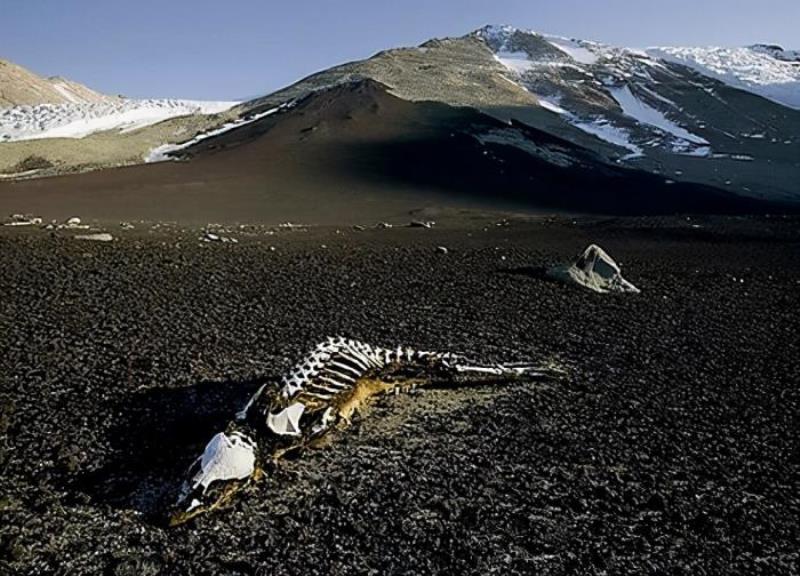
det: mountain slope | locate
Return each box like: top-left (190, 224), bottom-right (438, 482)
top-left (0, 58), bottom-right (238, 176)
top-left (235, 26), bottom-right (799, 203)
top-left (0, 79), bottom-right (778, 222)
top-left (648, 44), bottom-right (800, 109)
top-left (0, 99), bottom-right (237, 142)
top-left (1, 26), bottom-right (798, 211)
top-left (0, 59), bottom-right (112, 107)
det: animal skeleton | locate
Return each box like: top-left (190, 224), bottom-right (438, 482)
top-left (169, 337), bottom-right (562, 526)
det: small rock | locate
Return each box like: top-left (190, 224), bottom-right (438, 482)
top-left (436, 246), bottom-right (449, 254)
top-left (279, 222), bottom-right (306, 230)
top-left (409, 220), bottom-right (435, 229)
top-left (3, 214), bottom-right (42, 227)
top-left (62, 217), bottom-right (89, 230)
top-left (75, 233), bottom-right (113, 242)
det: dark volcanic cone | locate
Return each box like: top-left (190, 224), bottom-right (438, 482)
top-left (0, 80), bottom-right (778, 223)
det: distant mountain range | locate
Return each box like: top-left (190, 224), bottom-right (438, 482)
top-left (1, 25), bottom-right (798, 215)
top-left (0, 58), bottom-right (112, 107)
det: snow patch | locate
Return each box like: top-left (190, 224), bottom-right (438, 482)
top-left (538, 97), bottom-right (568, 115)
top-left (145, 105), bottom-right (282, 163)
top-left (0, 99), bottom-right (238, 142)
top-left (570, 118), bottom-right (643, 157)
top-left (609, 85), bottom-right (708, 145)
top-left (544, 36), bottom-right (599, 65)
top-left (52, 83), bottom-right (81, 104)
top-left (648, 46), bottom-right (800, 109)
top-left (493, 51), bottom-right (535, 75)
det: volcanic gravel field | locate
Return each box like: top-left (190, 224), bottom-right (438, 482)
top-left (1, 215), bottom-right (799, 575)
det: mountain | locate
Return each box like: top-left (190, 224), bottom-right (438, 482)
top-left (0, 58), bottom-right (112, 107)
top-left (649, 44), bottom-right (800, 109)
top-left (750, 44), bottom-right (800, 64)
top-left (237, 25), bottom-right (800, 203)
top-left (1, 25), bottom-right (799, 216)
top-left (0, 79), bottom-right (772, 223)
top-left (0, 98), bottom-right (236, 142)
top-left (0, 57), bottom-right (237, 143)
top-left (0, 58), bottom-right (238, 176)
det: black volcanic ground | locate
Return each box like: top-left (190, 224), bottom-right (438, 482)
top-left (0, 80), bottom-right (780, 223)
top-left (1, 214), bottom-right (798, 575)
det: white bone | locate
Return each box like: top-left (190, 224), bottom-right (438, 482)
top-left (191, 432), bottom-right (256, 492)
top-left (267, 403), bottom-right (305, 436)
top-left (319, 375), bottom-right (352, 388)
top-left (549, 244), bottom-right (640, 294)
top-left (236, 384), bottom-right (266, 420)
top-left (329, 361), bottom-right (363, 377)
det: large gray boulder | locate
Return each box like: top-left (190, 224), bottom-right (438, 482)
top-left (549, 244), bottom-right (640, 294)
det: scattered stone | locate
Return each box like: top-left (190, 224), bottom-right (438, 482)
top-left (74, 233), bottom-right (114, 242)
top-left (201, 231), bottom-right (238, 244)
top-left (0, 217), bottom-right (795, 575)
top-left (352, 225), bottom-right (366, 231)
top-left (548, 244), bottom-right (640, 294)
top-left (375, 222), bottom-right (393, 229)
top-left (436, 246), bottom-right (449, 254)
top-left (62, 217), bottom-right (89, 230)
top-left (3, 214), bottom-right (42, 227)
top-left (409, 220), bottom-right (435, 229)
top-left (278, 222), bottom-right (307, 230)
top-left (120, 222), bottom-right (135, 230)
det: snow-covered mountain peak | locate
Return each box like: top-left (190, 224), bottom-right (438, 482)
top-left (473, 26), bottom-right (800, 111)
top-left (476, 25), bottom-right (603, 65)
top-left (474, 24), bottom-right (518, 48)
top-left (749, 44), bottom-right (800, 63)
top-left (647, 45), bottom-right (800, 108)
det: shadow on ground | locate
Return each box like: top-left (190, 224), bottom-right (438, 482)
top-left (498, 265), bottom-right (553, 281)
top-left (67, 377), bottom-right (273, 521)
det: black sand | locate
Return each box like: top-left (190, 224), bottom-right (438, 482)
top-left (1, 214), bottom-right (799, 575)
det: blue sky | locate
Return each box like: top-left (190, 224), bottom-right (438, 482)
top-left (3, 0), bottom-right (798, 100)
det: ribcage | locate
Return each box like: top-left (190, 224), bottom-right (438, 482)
top-left (279, 338), bottom-right (386, 404)
top-left (238, 337), bottom-right (455, 438)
